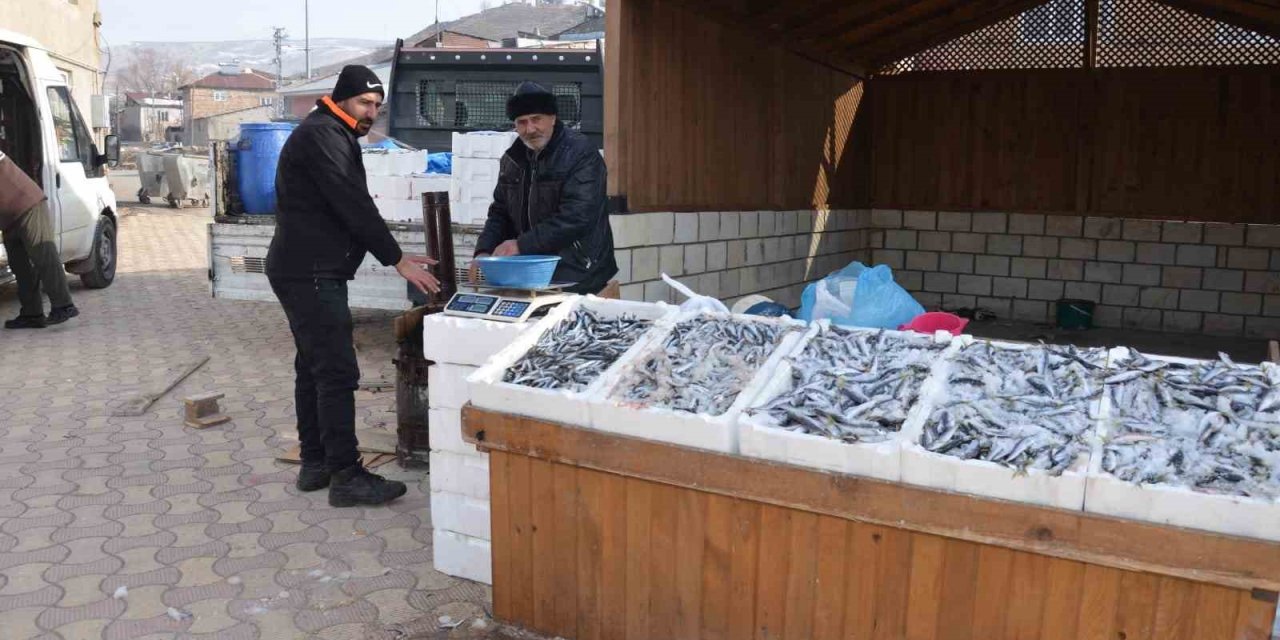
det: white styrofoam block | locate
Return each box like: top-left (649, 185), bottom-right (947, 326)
top-left (468, 296), bottom-right (677, 427)
top-left (457, 178), bottom-right (497, 204)
top-left (445, 200), bottom-right (491, 225)
top-left (395, 150), bottom-right (429, 177)
top-left (376, 198), bottom-right (422, 223)
top-left (1084, 474), bottom-right (1280, 542)
top-left (410, 173), bottom-right (452, 199)
top-left (737, 322), bottom-right (954, 481)
top-left (433, 529), bottom-right (492, 584)
top-left (429, 450), bottom-right (490, 500)
top-left (453, 130), bottom-right (518, 159)
top-left (428, 407), bottom-right (483, 457)
top-left (587, 311), bottom-right (808, 454)
top-left (361, 151), bottom-right (393, 176)
top-left (422, 313), bottom-right (533, 367)
top-left (452, 157), bottom-right (500, 186)
top-left (431, 491), bottom-right (492, 540)
top-left (367, 175), bottom-right (411, 200)
top-left (429, 364), bottom-right (476, 410)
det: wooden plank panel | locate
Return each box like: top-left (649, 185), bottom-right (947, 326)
top-left (575, 467), bottom-right (603, 640)
top-left (754, 505), bottom-right (791, 639)
top-left (490, 450), bottom-right (514, 622)
top-left (842, 522), bottom-right (883, 638)
top-left (674, 488), bottom-right (706, 639)
top-left (971, 545), bottom-right (1015, 638)
top-left (727, 499), bottom-right (761, 640)
top-left (1076, 564), bottom-right (1123, 640)
top-left (1039, 558), bottom-right (1085, 640)
top-left (1153, 576), bottom-right (1201, 640)
top-left (624, 479), bottom-right (653, 640)
top-left (1190, 583), bottom-right (1243, 640)
top-left (1003, 551), bottom-right (1050, 638)
top-left (1231, 590), bottom-right (1278, 640)
top-left (529, 458), bottom-right (557, 633)
top-left (648, 483), bottom-right (680, 640)
top-left (904, 534), bottom-right (947, 640)
top-left (810, 516), bottom-right (849, 640)
top-left (1113, 571), bottom-right (1161, 640)
top-left (872, 526), bottom-right (914, 640)
top-left (506, 453), bottom-right (535, 626)
top-left (552, 462), bottom-right (580, 636)
top-left (700, 493), bottom-right (733, 640)
top-left (935, 539), bottom-right (980, 640)
top-left (599, 472), bottom-right (629, 640)
top-left (782, 511), bottom-right (819, 640)
top-left (464, 408), bottom-right (1280, 592)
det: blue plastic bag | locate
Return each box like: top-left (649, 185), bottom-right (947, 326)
top-left (798, 262), bottom-right (924, 329)
top-left (426, 152), bottom-right (453, 174)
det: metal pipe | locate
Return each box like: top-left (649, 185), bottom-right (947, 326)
top-left (305, 0), bottom-right (311, 79)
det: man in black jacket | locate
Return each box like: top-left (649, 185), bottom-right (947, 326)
top-left (267, 65), bottom-right (439, 507)
top-left (472, 81), bottom-right (616, 293)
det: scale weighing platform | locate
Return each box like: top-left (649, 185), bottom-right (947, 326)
top-left (442, 283), bottom-right (574, 323)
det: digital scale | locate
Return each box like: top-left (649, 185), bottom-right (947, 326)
top-left (441, 283), bottom-right (574, 323)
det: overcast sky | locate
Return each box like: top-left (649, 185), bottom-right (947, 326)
top-left (99, 0), bottom-right (488, 44)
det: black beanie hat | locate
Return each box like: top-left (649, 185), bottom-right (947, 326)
top-left (506, 81), bottom-right (558, 120)
top-left (331, 65), bottom-right (385, 102)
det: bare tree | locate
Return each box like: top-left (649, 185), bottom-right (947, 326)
top-left (114, 48), bottom-right (198, 99)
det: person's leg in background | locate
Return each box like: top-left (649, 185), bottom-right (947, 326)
top-left (3, 205), bottom-right (47, 329)
top-left (20, 201), bottom-right (76, 324)
top-left (270, 277), bottom-right (329, 492)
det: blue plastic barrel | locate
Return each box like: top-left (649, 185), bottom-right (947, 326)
top-left (236, 122), bottom-right (296, 214)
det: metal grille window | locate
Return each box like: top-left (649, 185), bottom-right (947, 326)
top-left (455, 81), bottom-right (519, 129)
top-left (552, 83), bottom-right (582, 123)
top-left (1022, 0), bottom-right (1085, 44)
top-left (1098, 0), bottom-right (1280, 67)
top-left (416, 80), bottom-right (446, 127)
top-left (882, 0), bottom-right (1087, 73)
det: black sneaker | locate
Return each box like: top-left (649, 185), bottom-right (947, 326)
top-left (4, 314), bottom-right (46, 329)
top-left (328, 465), bottom-right (407, 507)
top-left (46, 305), bottom-right (79, 325)
top-left (296, 462), bottom-right (331, 492)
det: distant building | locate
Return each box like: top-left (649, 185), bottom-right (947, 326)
top-left (406, 3), bottom-right (604, 48)
top-left (117, 93), bottom-right (183, 143)
top-left (0, 0), bottom-right (105, 136)
top-left (180, 64), bottom-right (279, 145)
top-left (189, 105), bottom-right (276, 147)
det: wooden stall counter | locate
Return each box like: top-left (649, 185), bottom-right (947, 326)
top-left (462, 406), bottom-right (1280, 640)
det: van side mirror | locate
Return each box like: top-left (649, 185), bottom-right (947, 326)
top-left (102, 135), bottom-right (120, 168)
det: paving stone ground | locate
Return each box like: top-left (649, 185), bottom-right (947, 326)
top-left (0, 206), bottom-right (537, 640)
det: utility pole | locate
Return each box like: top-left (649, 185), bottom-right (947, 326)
top-left (273, 27), bottom-right (288, 118)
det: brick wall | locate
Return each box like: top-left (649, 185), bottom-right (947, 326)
top-left (608, 209), bottom-right (1280, 339)
top-left (609, 210), bottom-right (870, 310)
top-left (867, 211), bottom-right (1280, 339)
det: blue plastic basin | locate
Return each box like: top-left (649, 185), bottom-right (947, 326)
top-left (475, 255), bottom-right (560, 288)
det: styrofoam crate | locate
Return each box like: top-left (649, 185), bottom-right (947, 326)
top-left (428, 364), bottom-right (476, 410)
top-left (1083, 352), bottom-right (1280, 541)
top-left (452, 157), bottom-right (500, 185)
top-left (453, 131), bottom-right (517, 159)
top-left (897, 337), bottom-right (1108, 511)
top-left (737, 322), bottom-right (955, 481)
top-left (587, 311), bottom-right (808, 454)
top-left (361, 151), bottom-right (394, 176)
top-left (376, 198), bottom-right (421, 223)
top-left (468, 296), bottom-right (676, 428)
top-left (457, 178), bottom-right (497, 204)
top-left (410, 173), bottom-right (452, 199)
top-left (428, 407), bottom-right (482, 457)
top-left (433, 529), bottom-right (492, 584)
top-left (431, 491), bottom-right (492, 540)
top-left (394, 150), bottom-right (429, 177)
top-left (422, 314), bottom-right (533, 367)
top-left (429, 450), bottom-right (489, 499)
top-left (367, 175), bottom-right (411, 200)
top-left (446, 200), bottom-right (491, 226)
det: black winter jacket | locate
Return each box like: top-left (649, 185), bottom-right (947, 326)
top-left (475, 122), bottom-right (616, 294)
top-left (266, 101), bottom-right (402, 281)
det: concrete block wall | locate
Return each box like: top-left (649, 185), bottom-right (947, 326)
top-left (868, 210), bottom-right (1280, 339)
top-left (609, 210), bottom-right (871, 310)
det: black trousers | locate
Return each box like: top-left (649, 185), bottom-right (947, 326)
top-left (269, 277), bottom-right (362, 472)
top-left (3, 202), bottom-right (73, 317)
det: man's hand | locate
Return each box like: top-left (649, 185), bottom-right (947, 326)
top-left (395, 254), bottom-right (441, 295)
top-left (493, 240), bottom-right (521, 257)
top-left (468, 254), bottom-right (488, 284)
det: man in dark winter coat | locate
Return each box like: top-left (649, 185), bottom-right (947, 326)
top-left (0, 150), bottom-right (78, 329)
top-left (267, 65), bottom-right (440, 507)
top-left (472, 81), bottom-right (616, 294)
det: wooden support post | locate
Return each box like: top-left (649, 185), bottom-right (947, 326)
top-left (183, 391), bottom-right (230, 429)
top-left (1085, 0), bottom-right (1099, 69)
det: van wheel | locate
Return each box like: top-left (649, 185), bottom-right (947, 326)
top-left (80, 217), bottom-right (117, 289)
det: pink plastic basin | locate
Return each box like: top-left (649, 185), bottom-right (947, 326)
top-left (898, 312), bottom-right (969, 336)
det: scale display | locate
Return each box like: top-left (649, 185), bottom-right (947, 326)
top-left (442, 290), bottom-right (568, 323)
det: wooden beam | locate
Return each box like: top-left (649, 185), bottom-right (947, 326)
top-left (787, 0), bottom-right (924, 42)
top-left (853, 0), bottom-right (1054, 69)
top-left (604, 0), bottom-right (624, 197)
top-left (462, 406), bottom-right (1280, 592)
top-left (1157, 0), bottom-right (1280, 42)
top-left (1085, 0), bottom-right (1099, 69)
top-left (812, 0), bottom-right (995, 54)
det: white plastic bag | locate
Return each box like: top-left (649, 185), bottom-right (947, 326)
top-left (662, 274), bottom-right (729, 314)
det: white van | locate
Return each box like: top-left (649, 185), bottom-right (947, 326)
top-left (0, 29), bottom-right (120, 289)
